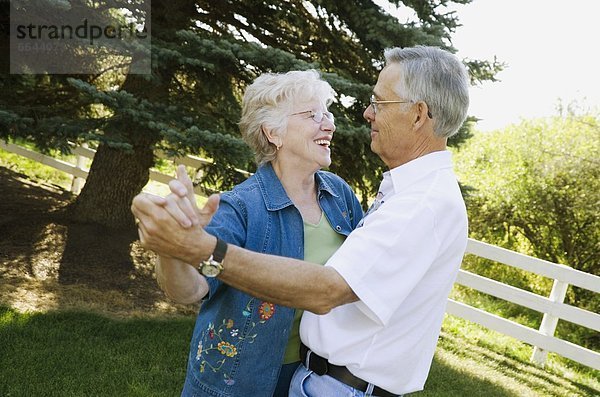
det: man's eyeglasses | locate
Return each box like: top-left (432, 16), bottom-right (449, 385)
top-left (289, 110), bottom-right (335, 123)
top-left (370, 94), bottom-right (433, 118)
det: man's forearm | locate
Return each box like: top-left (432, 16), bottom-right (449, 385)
top-left (156, 255), bottom-right (208, 304)
top-left (217, 244), bottom-right (358, 314)
top-left (131, 193), bottom-right (355, 311)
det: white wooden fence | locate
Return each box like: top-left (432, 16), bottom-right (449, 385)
top-left (450, 240), bottom-right (600, 369)
top-left (1, 139), bottom-right (599, 371)
top-left (0, 139), bottom-right (231, 196)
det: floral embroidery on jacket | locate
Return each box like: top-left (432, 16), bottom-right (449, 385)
top-left (217, 341), bottom-right (237, 357)
top-left (259, 302), bottom-right (275, 320)
top-left (195, 299), bottom-right (276, 384)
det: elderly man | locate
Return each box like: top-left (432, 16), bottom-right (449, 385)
top-left (132, 46), bottom-right (470, 397)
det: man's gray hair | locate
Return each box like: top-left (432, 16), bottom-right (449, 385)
top-left (239, 70), bottom-right (336, 165)
top-left (384, 46), bottom-right (470, 138)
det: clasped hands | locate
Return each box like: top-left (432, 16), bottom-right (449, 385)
top-left (131, 165), bottom-right (220, 265)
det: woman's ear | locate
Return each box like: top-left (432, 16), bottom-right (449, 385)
top-left (262, 125), bottom-right (282, 149)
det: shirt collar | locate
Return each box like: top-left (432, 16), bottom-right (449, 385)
top-left (315, 172), bottom-right (338, 198)
top-left (386, 150), bottom-right (454, 194)
top-left (255, 162), bottom-right (338, 211)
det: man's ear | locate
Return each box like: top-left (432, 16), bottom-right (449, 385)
top-left (413, 101), bottom-right (430, 130)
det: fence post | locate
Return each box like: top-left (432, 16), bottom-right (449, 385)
top-left (531, 279), bottom-right (569, 366)
top-left (70, 143), bottom-right (87, 194)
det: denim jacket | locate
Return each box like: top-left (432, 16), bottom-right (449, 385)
top-left (182, 162), bottom-right (363, 397)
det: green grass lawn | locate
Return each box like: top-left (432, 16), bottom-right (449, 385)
top-left (0, 307), bottom-right (192, 397)
top-left (1, 306), bottom-right (597, 397)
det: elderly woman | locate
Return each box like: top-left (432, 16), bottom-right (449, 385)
top-left (154, 70), bottom-right (363, 396)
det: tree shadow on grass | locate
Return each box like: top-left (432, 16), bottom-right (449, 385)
top-left (0, 166), bottom-right (70, 281)
top-left (413, 358), bottom-right (516, 397)
top-left (0, 165), bottom-right (137, 289)
top-left (413, 353), bottom-right (598, 397)
top-left (56, 220), bottom-right (138, 289)
top-left (0, 166), bottom-right (193, 315)
top-left (420, 331), bottom-right (600, 397)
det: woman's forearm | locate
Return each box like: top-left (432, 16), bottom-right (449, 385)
top-left (156, 255), bottom-right (209, 304)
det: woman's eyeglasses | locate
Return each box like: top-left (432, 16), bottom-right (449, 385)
top-left (289, 110), bottom-right (335, 123)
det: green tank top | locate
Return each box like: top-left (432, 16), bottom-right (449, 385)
top-left (282, 213), bottom-right (346, 364)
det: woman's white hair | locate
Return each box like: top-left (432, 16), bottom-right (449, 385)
top-left (239, 69), bottom-right (336, 165)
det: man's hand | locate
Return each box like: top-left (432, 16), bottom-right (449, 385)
top-left (158, 165), bottom-right (203, 228)
top-left (164, 165), bottom-right (202, 227)
top-left (131, 191), bottom-right (220, 263)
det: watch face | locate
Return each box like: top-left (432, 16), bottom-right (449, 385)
top-left (201, 261), bottom-right (221, 277)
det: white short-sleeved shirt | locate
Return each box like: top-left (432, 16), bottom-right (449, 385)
top-left (300, 150), bottom-right (468, 395)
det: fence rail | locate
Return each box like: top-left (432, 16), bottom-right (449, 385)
top-left (2, 139), bottom-right (599, 370)
top-left (455, 239), bottom-right (600, 369)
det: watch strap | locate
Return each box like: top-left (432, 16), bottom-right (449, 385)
top-left (212, 238), bottom-right (228, 263)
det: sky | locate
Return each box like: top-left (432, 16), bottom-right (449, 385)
top-left (449, 0), bottom-right (600, 131)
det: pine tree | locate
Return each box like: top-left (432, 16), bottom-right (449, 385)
top-left (0, 0), bottom-right (501, 229)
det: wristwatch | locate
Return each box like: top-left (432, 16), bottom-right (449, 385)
top-left (198, 238), bottom-right (228, 277)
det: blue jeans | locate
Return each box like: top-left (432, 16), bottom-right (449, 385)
top-left (273, 362), bottom-right (301, 397)
top-left (289, 364), bottom-right (401, 397)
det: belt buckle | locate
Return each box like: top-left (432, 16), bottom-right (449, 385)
top-left (308, 351), bottom-right (328, 376)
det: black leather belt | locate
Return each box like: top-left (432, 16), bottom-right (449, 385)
top-left (300, 343), bottom-right (397, 397)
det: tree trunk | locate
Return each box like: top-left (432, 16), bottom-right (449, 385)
top-left (68, 136), bottom-right (155, 229)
